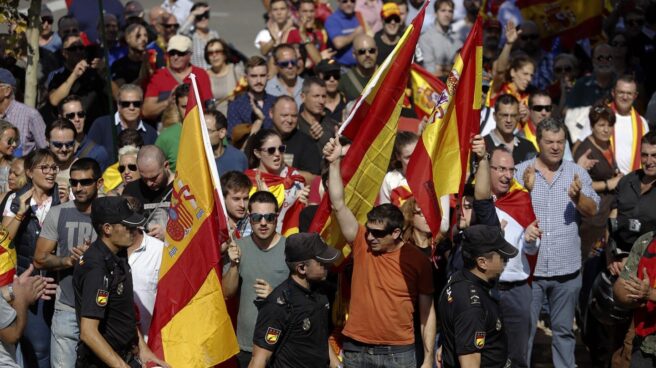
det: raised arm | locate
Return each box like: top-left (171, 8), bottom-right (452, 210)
top-left (323, 134), bottom-right (358, 243)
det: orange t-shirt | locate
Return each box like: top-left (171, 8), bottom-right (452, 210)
top-left (342, 226), bottom-right (434, 345)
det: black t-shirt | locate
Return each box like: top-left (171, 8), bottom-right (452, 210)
top-left (282, 129), bottom-right (322, 175)
top-left (47, 67), bottom-right (109, 124)
top-left (111, 56), bottom-right (142, 85)
top-left (374, 30), bottom-right (399, 65)
top-left (613, 170), bottom-right (656, 252)
top-left (253, 278), bottom-right (331, 368)
top-left (73, 239), bottom-right (137, 353)
top-left (483, 134), bottom-right (538, 165)
top-left (438, 269), bottom-right (509, 368)
top-left (122, 179), bottom-right (173, 220)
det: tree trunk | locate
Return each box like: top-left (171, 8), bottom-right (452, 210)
top-left (24, 0), bottom-right (42, 108)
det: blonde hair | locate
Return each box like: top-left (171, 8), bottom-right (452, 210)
top-left (118, 145), bottom-right (140, 160)
top-left (161, 102), bottom-right (181, 129)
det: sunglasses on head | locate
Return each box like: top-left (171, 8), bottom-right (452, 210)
top-left (531, 105), bottom-right (552, 112)
top-left (69, 178), bottom-right (96, 187)
top-left (64, 111), bottom-right (86, 120)
top-left (118, 164), bottom-right (138, 173)
top-left (365, 226), bottom-right (393, 238)
top-left (322, 71), bottom-right (340, 81)
top-left (260, 145), bottom-right (286, 155)
top-left (195, 11), bottom-right (210, 20)
top-left (357, 48), bottom-right (377, 55)
top-left (249, 213), bottom-right (277, 223)
top-left (276, 59), bottom-right (297, 69)
top-left (168, 50), bottom-right (188, 57)
top-left (384, 15), bottom-right (401, 24)
top-left (41, 16), bottom-right (53, 24)
top-left (119, 100), bottom-right (142, 108)
top-left (51, 141), bottom-right (75, 149)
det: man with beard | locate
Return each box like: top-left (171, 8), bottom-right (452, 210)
top-left (111, 23), bottom-right (163, 93)
top-left (266, 44), bottom-right (305, 107)
top-left (566, 43), bottom-right (616, 109)
top-left (58, 95), bottom-right (110, 171)
top-left (375, 2), bottom-right (404, 65)
top-left (207, 109), bottom-right (247, 176)
top-left (338, 34), bottom-right (378, 101)
top-left (298, 77), bottom-right (338, 152)
top-left (46, 119), bottom-right (78, 200)
top-left (222, 191), bottom-right (289, 367)
top-left (483, 94), bottom-right (537, 165)
top-left (33, 158), bottom-right (101, 368)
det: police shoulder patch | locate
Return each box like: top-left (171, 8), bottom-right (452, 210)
top-left (265, 327), bottom-right (281, 345)
top-left (475, 331), bottom-right (485, 349)
top-left (96, 289), bottom-right (109, 307)
top-left (469, 286), bottom-right (480, 305)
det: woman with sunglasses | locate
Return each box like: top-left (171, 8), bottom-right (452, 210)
top-left (204, 38), bottom-right (245, 115)
top-left (0, 120), bottom-right (19, 196)
top-left (1, 149), bottom-right (61, 367)
top-left (180, 2), bottom-right (219, 69)
top-left (109, 145), bottom-right (141, 196)
top-left (244, 129), bottom-right (306, 232)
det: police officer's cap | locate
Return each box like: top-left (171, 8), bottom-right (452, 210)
top-left (461, 224), bottom-right (519, 259)
top-left (91, 197), bottom-right (146, 227)
top-left (286, 233), bottom-right (341, 263)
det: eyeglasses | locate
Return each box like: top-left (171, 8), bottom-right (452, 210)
top-left (490, 165), bottom-right (517, 175)
top-left (520, 34), bottom-right (539, 41)
top-left (596, 55), bottom-right (613, 62)
top-left (36, 164), bottom-right (59, 174)
top-left (69, 178), bottom-right (96, 187)
top-left (168, 50), bottom-right (189, 57)
top-left (553, 65), bottom-right (572, 73)
top-left (118, 164), bottom-right (138, 173)
top-left (4, 137), bottom-right (16, 146)
top-left (365, 226), bottom-right (393, 238)
top-left (531, 105), bottom-right (552, 112)
top-left (41, 16), bottom-right (53, 24)
top-left (322, 72), bottom-right (340, 81)
top-left (163, 23), bottom-right (180, 30)
top-left (384, 16), bottom-right (401, 24)
top-left (65, 44), bottom-right (85, 53)
top-left (276, 59), bottom-right (297, 69)
top-left (50, 141), bottom-right (75, 149)
top-left (249, 213), bottom-right (277, 223)
top-left (207, 49), bottom-right (225, 57)
top-left (260, 145), bottom-right (286, 155)
top-left (357, 48), bottom-right (377, 55)
top-left (119, 100), bottom-right (143, 108)
top-left (195, 11), bottom-right (210, 21)
top-left (64, 111), bottom-right (86, 120)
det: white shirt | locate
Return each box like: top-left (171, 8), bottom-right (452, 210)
top-left (161, 0), bottom-right (194, 25)
top-left (495, 206), bottom-right (539, 282)
top-left (3, 192), bottom-right (53, 227)
top-left (128, 234), bottom-right (164, 340)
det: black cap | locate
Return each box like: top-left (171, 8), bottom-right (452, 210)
top-left (91, 197), bottom-right (146, 228)
top-left (315, 59), bottom-right (341, 74)
top-left (285, 233), bottom-right (340, 263)
top-left (461, 225), bottom-right (519, 259)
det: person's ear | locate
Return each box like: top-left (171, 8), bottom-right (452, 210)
top-left (297, 262), bottom-right (307, 275)
top-left (391, 228), bottom-right (402, 241)
top-left (218, 127), bottom-right (227, 140)
top-left (476, 256), bottom-right (488, 271)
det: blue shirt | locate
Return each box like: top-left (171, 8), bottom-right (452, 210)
top-left (515, 158), bottom-right (600, 277)
top-left (87, 113), bottom-right (158, 160)
top-left (215, 145), bottom-right (248, 177)
top-left (325, 10), bottom-right (360, 66)
top-left (226, 93), bottom-right (275, 139)
top-left (76, 135), bottom-right (111, 171)
top-left (265, 76), bottom-right (304, 107)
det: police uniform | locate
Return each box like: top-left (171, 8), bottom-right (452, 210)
top-left (251, 232), bottom-right (340, 368)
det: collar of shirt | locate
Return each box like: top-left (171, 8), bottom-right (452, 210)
top-left (114, 111), bottom-right (147, 132)
top-left (490, 129), bottom-right (519, 147)
top-left (132, 233), bottom-right (149, 253)
top-left (462, 268), bottom-right (493, 291)
top-left (1, 99), bottom-right (17, 119)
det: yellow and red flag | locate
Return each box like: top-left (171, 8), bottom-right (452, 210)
top-left (308, 2), bottom-right (428, 256)
top-left (0, 229), bottom-right (15, 286)
top-left (409, 63), bottom-right (446, 120)
top-left (406, 15), bottom-right (484, 235)
top-left (148, 74), bottom-right (239, 366)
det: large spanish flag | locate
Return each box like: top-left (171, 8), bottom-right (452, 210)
top-left (410, 63), bottom-right (446, 120)
top-left (406, 15), bottom-right (483, 235)
top-left (0, 229), bottom-right (15, 286)
top-left (308, 2), bottom-right (428, 255)
top-left (148, 74), bottom-right (239, 366)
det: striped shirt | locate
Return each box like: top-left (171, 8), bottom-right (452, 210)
top-left (515, 158), bottom-right (600, 277)
top-left (0, 100), bottom-right (47, 156)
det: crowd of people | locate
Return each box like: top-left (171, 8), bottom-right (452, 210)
top-left (0, 0), bottom-right (656, 367)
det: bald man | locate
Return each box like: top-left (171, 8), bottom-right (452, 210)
top-left (122, 145), bottom-right (174, 240)
top-left (338, 34), bottom-right (378, 101)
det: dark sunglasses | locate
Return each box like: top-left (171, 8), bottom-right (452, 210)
top-left (65, 44), bottom-right (85, 53)
top-left (384, 16), bottom-right (401, 24)
top-left (119, 100), bottom-right (142, 108)
top-left (195, 11), bottom-right (210, 21)
top-left (520, 34), bottom-right (539, 41)
top-left (596, 55), bottom-right (613, 62)
top-left (168, 50), bottom-right (189, 57)
top-left (51, 140), bottom-right (75, 149)
top-left (260, 145), bottom-right (286, 155)
top-left (365, 226), bottom-right (393, 238)
top-left (357, 48), bottom-right (377, 55)
top-left (249, 213), bottom-right (277, 223)
top-left (64, 111), bottom-right (86, 120)
top-left (554, 65), bottom-right (572, 73)
top-left (322, 72), bottom-right (341, 81)
top-left (41, 16), bottom-right (53, 24)
top-left (118, 164), bottom-right (138, 173)
top-left (276, 59), bottom-right (297, 69)
top-left (531, 105), bottom-right (552, 112)
top-left (163, 23), bottom-right (180, 29)
top-left (340, 0), bottom-right (355, 3)
top-left (69, 178), bottom-right (96, 187)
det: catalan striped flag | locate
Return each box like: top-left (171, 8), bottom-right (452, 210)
top-left (308, 1), bottom-right (428, 256)
top-left (406, 15), bottom-right (483, 235)
top-left (409, 63), bottom-right (446, 120)
top-left (0, 229), bottom-right (15, 286)
top-left (148, 74), bottom-right (239, 366)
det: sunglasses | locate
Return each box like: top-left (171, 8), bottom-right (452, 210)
top-left (322, 71), bottom-right (340, 81)
top-left (276, 59), bottom-right (297, 69)
top-left (207, 49), bottom-right (225, 57)
top-left (64, 111), bottom-right (86, 120)
top-left (163, 23), bottom-right (180, 30)
top-left (531, 105), bottom-right (552, 112)
top-left (41, 16), bottom-right (53, 24)
top-left (65, 45), bottom-right (85, 53)
top-left (195, 11), bottom-right (210, 21)
top-left (365, 226), bottom-right (393, 238)
top-left (596, 55), bottom-right (613, 62)
top-left (69, 178), bottom-right (96, 187)
top-left (384, 16), bottom-right (401, 24)
top-left (357, 48), bottom-right (377, 55)
top-left (4, 137), bottom-right (16, 146)
top-left (51, 141), bottom-right (75, 149)
top-left (340, 0), bottom-right (355, 3)
top-left (168, 50), bottom-right (189, 57)
top-left (118, 164), bottom-right (138, 173)
top-left (119, 100), bottom-right (142, 108)
top-left (249, 213), bottom-right (277, 223)
top-left (260, 145), bottom-right (286, 155)
top-left (554, 65), bottom-right (572, 73)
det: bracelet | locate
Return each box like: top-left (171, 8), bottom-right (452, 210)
top-left (14, 213), bottom-right (24, 222)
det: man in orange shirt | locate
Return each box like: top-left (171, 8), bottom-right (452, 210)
top-left (323, 136), bottom-right (436, 368)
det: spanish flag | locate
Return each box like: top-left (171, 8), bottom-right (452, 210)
top-left (148, 74), bottom-right (239, 366)
top-left (0, 229), bottom-right (15, 286)
top-left (409, 63), bottom-right (446, 120)
top-left (308, 2), bottom-right (428, 255)
top-left (406, 15), bottom-right (483, 235)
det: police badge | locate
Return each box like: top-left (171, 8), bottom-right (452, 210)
top-left (302, 318), bottom-right (311, 331)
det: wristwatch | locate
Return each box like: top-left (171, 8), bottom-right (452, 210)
top-left (6, 284), bottom-right (15, 302)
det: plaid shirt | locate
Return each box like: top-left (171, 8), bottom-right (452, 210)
top-left (515, 158), bottom-right (600, 277)
top-left (0, 100), bottom-right (47, 156)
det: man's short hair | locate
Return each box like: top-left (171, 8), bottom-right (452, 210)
top-left (366, 203), bottom-right (404, 232)
top-left (302, 77), bottom-right (326, 94)
top-left (272, 43), bottom-right (296, 62)
top-left (528, 90), bottom-right (551, 107)
top-left (641, 131), bottom-right (656, 147)
top-left (490, 145), bottom-right (513, 162)
top-left (118, 84), bottom-right (144, 100)
top-left (46, 119), bottom-right (76, 140)
top-left (205, 109), bottom-right (227, 130)
top-left (118, 129), bottom-right (144, 149)
top-left (269, 0), bottom-right (287, 9)
top-left (58, 95), bottom-right (84, 116)
top-left (70, 158), bottom-right (101, 179)
top-left (220, 171), bottom-right (251, 197)
top-left (536, 117), bottom-right (565, 142)
top-left (614, 74), bottom-right (637, 89)
top-left (124, 22), bottom-right (146, 38)
top-left (434, 0), bottom-right (454, 12)
top-left (248, 190), bottom-right (279, 213)
top-left (245, 55), bottom-right (268, 73)
top-left (494, 94), bottom-right (519, 111)
top-left (272, 95), bottom-right (297, 110)
top-left (174, 83), bottom-right (190, 102)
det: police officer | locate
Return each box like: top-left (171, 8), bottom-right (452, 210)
top-left (73, 197), bottom-right (169, 368)
top-left (438, 224), bottom-right (518, 368)
top-left (249, 233), bottom-right (341, 368)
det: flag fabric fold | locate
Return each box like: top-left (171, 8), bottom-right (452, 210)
top-left (406, 15), bottom-right (484, 236)
top-left (409, 63), bottom-right (446, 120)
top-left (0, 229), bottom-right (15, 286)
top-left (148, 74), bottom-right (239, 367)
